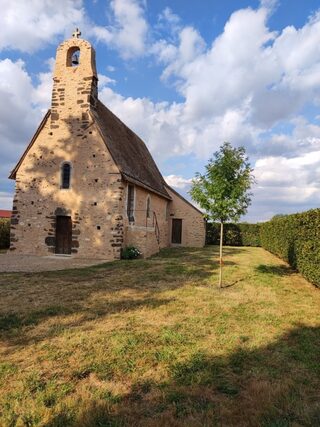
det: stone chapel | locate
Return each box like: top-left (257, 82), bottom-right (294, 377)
top-left (9, 31), bottom-right (205, 260)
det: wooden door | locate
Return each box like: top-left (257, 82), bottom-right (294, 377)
top-left (172, 219), bottom-right (182, 244)
top-left (55, 216), bottom-right (72, 254)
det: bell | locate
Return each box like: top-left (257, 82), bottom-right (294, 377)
top-left (72, 52), bottom-right (79, 65)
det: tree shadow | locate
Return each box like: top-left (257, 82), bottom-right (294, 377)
top-left (255, 264), bottom-right (294, 276)
top-left (45, 324), bottom-right (320, 426)
top-left (0, 248), bottom-right (223, 347)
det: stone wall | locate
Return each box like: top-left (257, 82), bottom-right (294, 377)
top-left (166, 187), bottom-right (205, 247)
top-left (123, 184), bottom-right (169, 257)
top-left (10, 117), bottom-right (124, 260)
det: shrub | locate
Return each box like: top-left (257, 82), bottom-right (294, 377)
top-left (0, 219), bottom-right (10, 249)
top-left (260, 209), bottom-right (320, 287)
top-left (121, 246), bottom-right (142, 260)
top-left (206, 223), bottom-right (261, 247)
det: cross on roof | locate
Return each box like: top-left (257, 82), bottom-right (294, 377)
top-left (72, 28), bottom-right (81, 38)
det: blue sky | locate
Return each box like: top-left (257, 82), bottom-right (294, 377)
top-left (1, 0), bottom-right (320, 221)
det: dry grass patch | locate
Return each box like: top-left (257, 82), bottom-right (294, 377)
top-left (0, 246), bottom-right (320, 426)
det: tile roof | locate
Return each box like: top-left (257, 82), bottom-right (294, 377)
top-left (93, 100), bottom-right (170, 199)
top-left (0, 210), bottom-right (11, 218)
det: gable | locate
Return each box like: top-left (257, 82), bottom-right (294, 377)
top-left (9, 110), bottom-right (121, 183)
top-left (166, 185), bottom-right (204, 216)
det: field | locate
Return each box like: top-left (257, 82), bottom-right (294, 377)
top-left (0, 246), bottom-right (320, 426)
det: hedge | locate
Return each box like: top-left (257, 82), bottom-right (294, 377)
top-left (206, 223), bottom-right (261, 247)
top-left (260, 209), bottom-right (320, 287)
top-left (0, 219), bottom-right (10, 249)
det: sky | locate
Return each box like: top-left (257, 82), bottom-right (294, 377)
top-left (1, 0), bottom-right (320, 222)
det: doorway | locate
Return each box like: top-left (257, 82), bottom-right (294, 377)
top-left (171, 219), bottom-right (182, 244)
top-left (55, 216), bottom-right (72, 254)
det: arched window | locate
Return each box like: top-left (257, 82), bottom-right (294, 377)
top-left (61, 163), bottom-right (71, 189)
top-left (66, 47), bottom-right (80, 67)
top-left (146, 195), bottom-right (151, 218)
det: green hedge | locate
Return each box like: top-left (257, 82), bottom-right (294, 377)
top-left (0, 219), bottom-right (10, 249)
top-left (206, 223), bottom-right (261, 247)
top-left (260, 209), bottom-right (320, 287)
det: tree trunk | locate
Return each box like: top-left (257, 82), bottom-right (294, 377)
top-left (219, 221), bottom-right (223, 288)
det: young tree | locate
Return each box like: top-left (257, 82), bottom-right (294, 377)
top-left (190, 142), bottom-right (254, 288)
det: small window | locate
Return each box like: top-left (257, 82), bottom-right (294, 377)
top-left (61, 163), bottom-right (71, 189)
top-left (66, 47), bottom-right (80, 67)
top-left (127, 184), bottom-right (135, 222)
top-left (146, 196), bottom-right (151, 219)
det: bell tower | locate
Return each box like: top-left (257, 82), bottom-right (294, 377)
top-left (50, 29), bottom-right (98, 125)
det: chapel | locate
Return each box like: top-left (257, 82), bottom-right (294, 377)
top-left (9, 30), bottom-right (205, 260)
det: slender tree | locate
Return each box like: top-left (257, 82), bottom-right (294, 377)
top-left (190, 142), bottom-right (254, 288)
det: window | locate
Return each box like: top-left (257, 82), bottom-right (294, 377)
top-left (146, 196), bottom-right (151, 218)
top-left (66, 47), bottom-right (80, 67)
top-left (61, 163), bottom-right (71, 189)
top-left (127, 184), bottom-right (135, 222)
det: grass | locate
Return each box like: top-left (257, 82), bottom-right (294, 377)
top-left (0, 246), bottom-right (320, 426)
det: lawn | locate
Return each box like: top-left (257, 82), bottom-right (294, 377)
top-left (0, 246), bottom-right (320, 426)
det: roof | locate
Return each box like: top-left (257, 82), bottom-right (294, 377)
top-left (0, 210), bottom-right (11, 218)
top-left (93, 100), bottom-right (171, 199)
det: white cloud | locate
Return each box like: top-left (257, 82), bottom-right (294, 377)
top-left (91, 0), bottom-right (148, 59)
top-left (2, 2), bottom-right (320, 221)
top-left (98, 74), bottom-right (116, 88)
top-left (0, 57), bottom-right (53, 178)
top-left (165, 175), bottom-right (192, 189)
top-left (0, 0), bottom-right (85, 52)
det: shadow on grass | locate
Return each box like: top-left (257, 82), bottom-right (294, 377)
top-left (255, 264), bottom-right (294, 276)
top-left (0, 247), bottom-right (226, 345)
top-left (0, 297), bottom-right (173, 336)
top-left (46, 324), bottom-right (320, 427)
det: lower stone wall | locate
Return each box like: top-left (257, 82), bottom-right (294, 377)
top-left (125, 225), bottom-right (159, 258)
top-left (166, 187), bottom-right (205, 247)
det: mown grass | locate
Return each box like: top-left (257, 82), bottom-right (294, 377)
top-left (0, 246), bottom-right (320, 426)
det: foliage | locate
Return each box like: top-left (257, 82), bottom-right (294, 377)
top-left (190, 142), bottom-right (254, 287)
top-left (0, 219), bottom-right (10, 249)
top-left (260, 208), bottom-right (320, 287)
top-left (121, 246), bottom-right (142, 260)
top-left (190, 142), bottom-right (254, 223)
top-left (206, 222), bottom-right (261, 246)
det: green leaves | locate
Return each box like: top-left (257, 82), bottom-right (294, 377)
top-left (260, 209), bottom-right (320, 287)
top-left (190, 142), bottom-right (254, 223)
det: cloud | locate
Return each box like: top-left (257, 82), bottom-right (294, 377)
top-left (0, 59), bottom-right (42, 164)
top-left (0, 0), bottom-right (85, 52)
top-left (2, 2), bottom-right (320, 221)
top-left (91, 0), bottom-right (148, 59)
top-left (164, 175), bottom-right (192, 189)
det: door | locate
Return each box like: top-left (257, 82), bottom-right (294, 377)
top-left (171, 219), bottom-right (182, 244)
top-left (55, 216), bottom-right (72, 254)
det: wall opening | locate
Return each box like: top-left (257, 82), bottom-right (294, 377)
top-left (67, 47), bottom-right (80, 67)
top-left (146, 195), bottom-right (151, 218)
top-left (61, 162), bottom-right (71, 189)
top-left (172, 219), bottom-right (182, 244)
top-left (127, 184), bottom-right (135, 222)
top-left (55, 216), bottom-right (72, 254)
